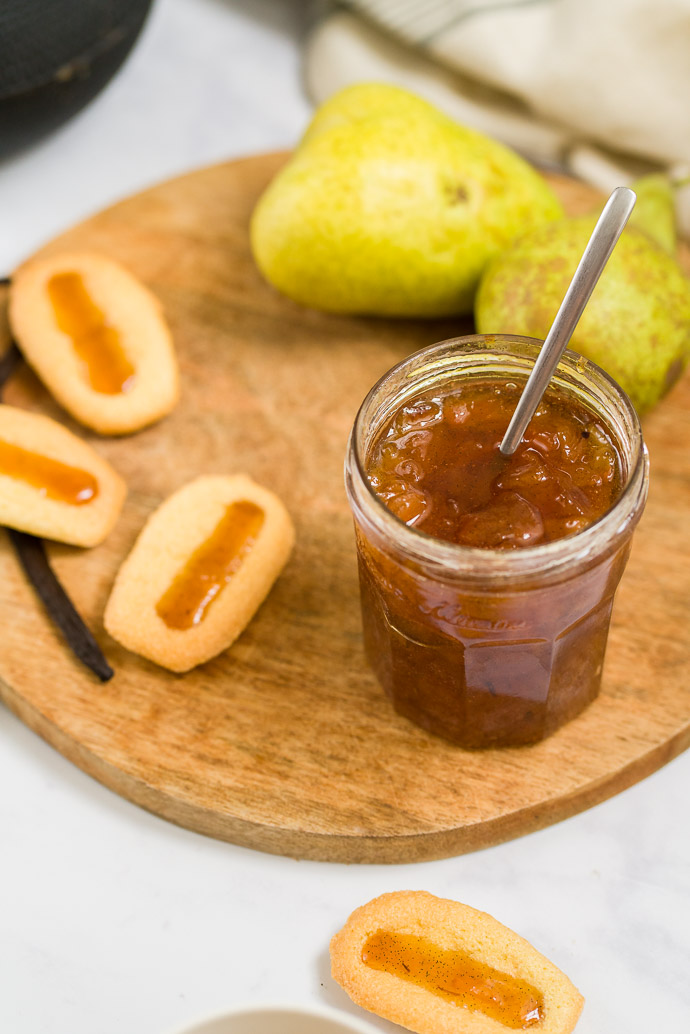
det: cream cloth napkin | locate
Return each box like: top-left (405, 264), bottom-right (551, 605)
top-left (305, 0), bottom-right (690, 234)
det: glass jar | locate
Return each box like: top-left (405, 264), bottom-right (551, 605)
top-left (345, 335), bottom-right (649, 749)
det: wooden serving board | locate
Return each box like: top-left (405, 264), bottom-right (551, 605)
top-left (1, 153), bottom-right (689, 863)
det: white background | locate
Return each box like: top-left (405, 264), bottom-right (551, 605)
top-left (1, 2), bottom-right (689, 1032)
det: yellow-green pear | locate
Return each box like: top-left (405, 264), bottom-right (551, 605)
top-left (628, 173), bottom-right (676, 253)
top-left (475, 213), bottom-right (690, 413)
top-left (251, 83), bottom-right (563, 317)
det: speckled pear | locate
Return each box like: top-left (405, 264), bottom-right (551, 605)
top-left (628, 173), bottom-right (677, 253)
top-left (475, 212), bottom-right (690, 414)
top-left (250, 83), bottom-right (563, 317)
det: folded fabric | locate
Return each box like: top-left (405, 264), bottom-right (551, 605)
top-left (305, 1), bottom-right (690, 234)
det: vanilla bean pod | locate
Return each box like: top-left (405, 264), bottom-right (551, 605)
top-left (8, 530), bottom-right (114, 680)
top-left (0, 339), bottom-right (22, 385)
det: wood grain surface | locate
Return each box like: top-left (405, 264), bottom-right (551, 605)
top-left (0, 153), bottom-right (688, 863)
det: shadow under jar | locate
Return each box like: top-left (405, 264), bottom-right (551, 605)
top-left (345, 335), bottom-right (649, 749)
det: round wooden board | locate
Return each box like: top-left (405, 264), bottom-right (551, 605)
top-left (1, 153), bottom-right (689, 863)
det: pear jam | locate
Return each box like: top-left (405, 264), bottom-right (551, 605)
top-left (48, 271), bottom-right (136, 395)
top-left (0, 439), bottom-right (97, 505)
top-left (362, 930), bottom-right (544, 1029)
top-left (156, 500), bottom-right (265, 630)
top-left (367, 380), bottom-right (622, 549)
top-left (347, 340), bottom-right (648, 749)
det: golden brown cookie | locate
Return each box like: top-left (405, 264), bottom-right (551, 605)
top-left (9, 251), bottom-right (179, 435)
top-left (0, 404), bottom-right (126, 546)
top-left (104, 474), bottom-right (295, 672)
top-left (330, 891), bottom-right (584, 1034)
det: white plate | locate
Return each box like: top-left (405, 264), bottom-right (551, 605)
top-left (168, 1003), bottom-right (385, 1034)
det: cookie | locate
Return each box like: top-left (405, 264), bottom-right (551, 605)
top-left (104, 474), bottom-right (295, 672)
top-left (330, 891), bottom-right (584, 1034)
top-left (9, 251), bottom-right (179, 435)
top-left (0, 404), bottom-right (126, 546)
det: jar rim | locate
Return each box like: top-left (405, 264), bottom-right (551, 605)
top-left (346, 334), bottom-right (649, 580)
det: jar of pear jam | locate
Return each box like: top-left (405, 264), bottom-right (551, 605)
top-left (345, 336), bottom-right (649, 749)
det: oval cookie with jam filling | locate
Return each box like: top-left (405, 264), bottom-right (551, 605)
top-left (0, 404), bottom-right (126, 546)
top-left (104, 474), bottom-right (295, 672)
top-left (9, 251), bottom-right (179, 435)
top-left (330, 891), bottom-right (584, 1034)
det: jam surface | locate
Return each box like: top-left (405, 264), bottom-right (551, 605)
top-left (0, 439), bottom-right (97, 505)
top-left (48, 271), bottom-right (136, 395)
top-left (366, 379), bottom-right (623, 548)
top-left (362, 931), bottom-right (544, 1029)
top-left (156, 500), bottom-right (264, 630)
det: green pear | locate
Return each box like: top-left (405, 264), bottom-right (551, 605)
top-left (475, 213), bottom-right (690, 413)
top-left (251, 83), bottom-right (563, 317)
top-left (628, 173), bottom-right (676, 253)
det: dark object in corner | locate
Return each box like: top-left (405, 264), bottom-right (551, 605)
top-left (0, 0), bottom-right (154, 157)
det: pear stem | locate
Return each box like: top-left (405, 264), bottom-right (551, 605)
top-left (499, 186), bottom-right (636, 457)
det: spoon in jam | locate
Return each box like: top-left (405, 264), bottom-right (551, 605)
top-left (499, 185), bottom-right (636, 456)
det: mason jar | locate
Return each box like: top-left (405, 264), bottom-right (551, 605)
top-left (345, 335), bottom-right (649, 749)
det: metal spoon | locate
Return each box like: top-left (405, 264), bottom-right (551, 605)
top-left (499, 186), bottom-right (636, 456)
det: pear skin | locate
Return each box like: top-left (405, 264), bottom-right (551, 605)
top-left (475, 215), bottom-right (690, 413)
top-left (627, 173), bottom-right (677, 253)
top-left (251, 83), bottom-right (563, 317)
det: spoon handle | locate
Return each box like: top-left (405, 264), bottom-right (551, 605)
top-left (499, 186), bottom-right (637, 456)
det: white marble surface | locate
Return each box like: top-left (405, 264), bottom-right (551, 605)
top-left (0, 2), bottom-right (688, 1032)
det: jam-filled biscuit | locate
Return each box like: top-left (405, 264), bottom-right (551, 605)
top-left (0, 404), bottom-right (126, 547)
top-left (104, 474), bottom-right (295, 672)
top-left (330, 891), bottom-right (584, 1034)
top-left (9, 251), bottom-right (179, 435)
